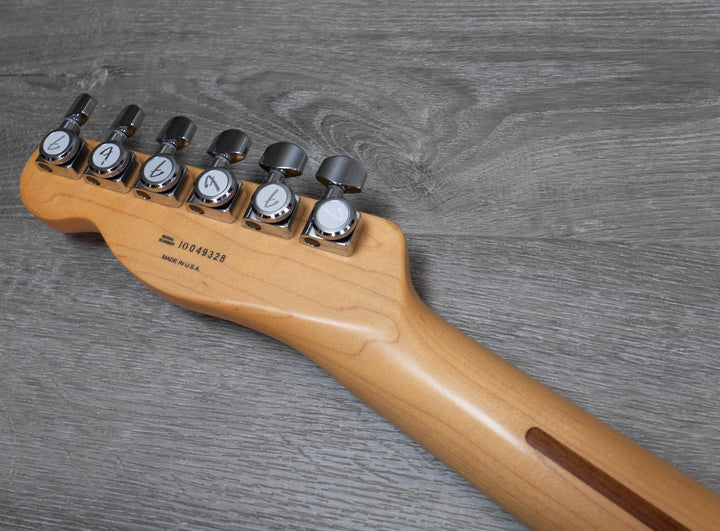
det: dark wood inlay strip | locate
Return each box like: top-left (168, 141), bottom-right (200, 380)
top-left (525, 427), bottom-right (689, 531)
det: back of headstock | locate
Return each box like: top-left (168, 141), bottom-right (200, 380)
top-left (21, 94), bottom-right (414, 363)
top-left (21, 94), bottom-right (720, 531)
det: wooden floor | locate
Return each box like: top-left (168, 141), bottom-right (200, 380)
top-left (1, 2), bottom-right (718, 529)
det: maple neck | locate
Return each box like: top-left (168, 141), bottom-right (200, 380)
top-left (20, 144), bottom-right (720, 530)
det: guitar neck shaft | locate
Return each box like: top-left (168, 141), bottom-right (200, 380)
top-left (278, 291), bottom-right (720, 530)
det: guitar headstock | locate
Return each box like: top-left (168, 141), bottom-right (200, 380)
top-left (21, 100), bottom-right (414, 361)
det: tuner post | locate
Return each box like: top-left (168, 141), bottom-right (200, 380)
top-left (84, 104), bottom-right (145, 192)
top-left (133, 116), bottom-right (197, 207)
top-left (300, 155), bottom-right (367, 256)
top-left (185, 129), bottom-right (250, 223)
top-left (36, 93), bottom-right (97, 179)
top-left (242, 141), bottom-right (307, 238)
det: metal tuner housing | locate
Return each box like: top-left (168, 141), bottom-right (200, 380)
top-left (85, 104), bottom-right (145, 193)
top-left (139, 154), bottom-right (181, 193)
top-left (243, 141), bottom-right (307, 238)
top-left (301, 155), bottom-right (367, 256)
top-left (36, 93), bottom-right (96, 179)
top-left (193, 168), bottom-right (238, 208)
top-left (311, 197), bottom-right (359, 241)
top-left (134, 116), bottom-right (197, 206)
top-left (87, 140), bottom-right (132, 179)
top-left (186, 129), bottom-right (250, 223)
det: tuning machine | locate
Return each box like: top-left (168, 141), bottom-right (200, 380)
top-left (37, 93), bottom-right (97, 179)
top-left (84, 104), bottom-right (145, 192)
top-left (186, 129), bottom-right (250, 222)
top-left (133, 116), bottom-right (196, 206)
top-left (301, 156), bottom-right (366, 256)
top-left (242, 142), bottom-right (307, 238)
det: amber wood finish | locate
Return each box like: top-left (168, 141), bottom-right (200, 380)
top-left (525, 428), bottom-right (689, 531)
top-left (20, 144), bottom-right (720, 531)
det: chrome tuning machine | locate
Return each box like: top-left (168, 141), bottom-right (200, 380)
top-left (133, 116), bottom-right (197, 206)
top-left (84, 104), bottom-right (145, 192)
top-left (186, 129), bottom-right (250, 223)
top-left (37, 93), bottom-right (97, 179)
top-left (301, 156), bottom-right (367, 256)
top-left (243, 142), bottom-right (307, 238)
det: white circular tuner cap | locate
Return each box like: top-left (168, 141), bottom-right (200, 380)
top-left (141, 155), bottom-right (179, 191)
top-left (40, 129), bottom-right (78, 164)
top-left (253, 182), bottom-right (294, 222)
top-left (313, 198), bottom-right (357, 240)
top-left (194, 168), bottom-right (237, 207)
top-left (89, 141), bottom-right (128, 177)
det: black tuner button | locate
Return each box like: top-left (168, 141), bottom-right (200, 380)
top-left (85, 104), bottom-right (145, 192)
top-left (301, 156), bottom-right (366, 256)
top-left (134, 116), bottom-right (197, 206)
top-left (186, 129), bottom-right (250, 222)
top-left (37, 93), bottom-right (97, 178)
top-left (242, 142), bottom-right (307, 237)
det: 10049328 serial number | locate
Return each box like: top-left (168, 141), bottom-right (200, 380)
top-left (177, 240), bottom-right (226, 262)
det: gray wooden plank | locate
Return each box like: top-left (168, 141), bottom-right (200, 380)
top-left (1, 1), bottom-right (719, 529)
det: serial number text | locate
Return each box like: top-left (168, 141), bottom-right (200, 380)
top-left (177, 240), bottom-right (226, 262)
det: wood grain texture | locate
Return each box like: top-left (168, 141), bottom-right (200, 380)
top-left (525, 427), bottom-right (690, 531)
top-left (1, 1), bottom-right (719, 530)
top-left (21, 149), bottom-right (720, 529)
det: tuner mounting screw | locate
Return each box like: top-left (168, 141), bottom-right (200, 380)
top-left (242, 142), bottom-right (307, 238)
top-left (185, 129), bottom-right (251, 223)
top-left (134, 116), bottom-right (197, 206)
top-left (37, 93), bottom-right (97, 179)
top-left (301, 155), bottom-right (367, 256)
top-left (85, 104), bottom-right (145, 192)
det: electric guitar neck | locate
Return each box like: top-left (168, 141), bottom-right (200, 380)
top-left (21, 94), bottom-right (720, 530)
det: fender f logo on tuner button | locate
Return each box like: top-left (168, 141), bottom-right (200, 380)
top-left (243, 141), bottom-right (308, 238)
top-left (36, 93), bottom-right (96, 179)
top-left (84, 104), bottom-right (145, 192)
top-left (134, 116), bottom-right (197, 207)
top-left (185, 129), bottom-right (250, 223)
